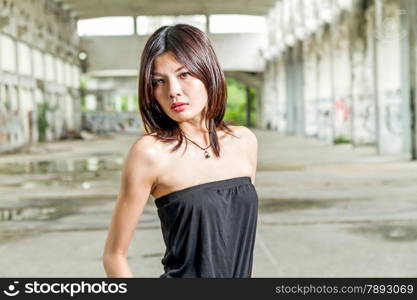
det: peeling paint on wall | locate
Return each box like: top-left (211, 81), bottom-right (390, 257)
top-left (0, 112), bottom-right (25, 152)
top-left (82, 112), bottom-right (141, 134)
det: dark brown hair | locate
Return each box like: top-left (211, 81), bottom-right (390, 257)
top-left (138, 24), bottom-right (236, 158)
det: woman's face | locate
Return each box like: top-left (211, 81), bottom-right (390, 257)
top-left (151, 51), bottom-right (208, 123)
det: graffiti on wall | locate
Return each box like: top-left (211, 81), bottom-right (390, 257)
top-left (357, 99), bottom-right (375, 135)
top-left (82, 112), bottom-right (141, 134)
top-left (384, 103), bottom-right (402, 136)
top-left (332, 98), bottom-right (352, 139)
top-left (333, 99), bottom-right (352, 123)
top-left (383, 90), bottom-right (402, 136)
top-left (316, 97), bottom-right (332, 141)
top-left (0, 112), bottom-right (25, 152)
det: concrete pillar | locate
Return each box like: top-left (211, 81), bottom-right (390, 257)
top-left (257, 84), bottom-right (263, 129)
top-left (245, 85), bottom-right (251, 127)
top-left (273, 58), bottom-right (280, 130)
top-left (329, 20), bottom-right (336, 143)
top-left (295, 41), bottom-right (304, 135)
top-left (403, 0), bottom-right (417, 159)
top-left (316, 26), bottom-right (333, 142)
top-left (205, 15), bottom-right (210, 33)
top-left (285, 48), bottom-right (295, 134)
top-left (373, 0), bottom-right (404, 154)
top-left (372, 0), bottom-right (382, 153)
top-left (314, 33), bottom-right (321, 139)
top-left (285, 41), bottom-right (305, 136)
top-left (304, 35), bottom-right (320, 138)
top-left (331, 13), bottom-right (353, 143)
top-left (348, 11), bottom-right (357, 146)
top-left (350, 5), bottom-right (377, 146)
top-left (0, 33), bottom-right (2, 84)
top-left (133, 16), bottom-right (137, 35)
top-left (277, 57), bottom-right (286, 132)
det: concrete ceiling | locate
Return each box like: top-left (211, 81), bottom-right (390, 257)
top-left (57, 0), bottom-right (277, 19)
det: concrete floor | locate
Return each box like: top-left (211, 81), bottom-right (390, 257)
top-left (1, 129), bottom-right (417, 277)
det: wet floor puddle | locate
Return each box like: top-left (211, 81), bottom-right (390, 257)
top-left (348, 223), bottom-right (417, 242)
top-left (259, 197), bottom-right (347, 213)
top-left (0, 195), bottom-right (117, 244)
top-left (0, 155), bottom-right (123, 175)
top-left (257, 163), bottom-right (305, 172)
top-left (0, 155), bottom-right (124, 189)
top-left (0, 196), bottom-right (112, 222)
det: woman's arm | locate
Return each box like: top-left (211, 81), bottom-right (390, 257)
top-left (102, 135), bottom-right (160, 277)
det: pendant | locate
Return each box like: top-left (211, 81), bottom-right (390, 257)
top-left (204, 150), bottom-right (210, 159)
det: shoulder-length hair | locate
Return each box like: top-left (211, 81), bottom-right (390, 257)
top-left (138, 23), bottom-right (236, 158)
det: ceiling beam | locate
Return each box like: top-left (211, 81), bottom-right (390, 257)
top-left (60, 0), bottom-right (275, 19)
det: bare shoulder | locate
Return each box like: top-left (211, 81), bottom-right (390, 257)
top-left (231, 126), bottom-right (257, 148)
top-left (124, 134), bottom-right (164, 179)
top-left (231, 126), bottom-right (258, 184)
top-left (129, 134), bottom-right (161, 162)
top-left (121, 134), bottom-right (166, 194)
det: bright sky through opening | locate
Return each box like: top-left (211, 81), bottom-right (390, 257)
top-left (78, 15), bottom-right (266, 36)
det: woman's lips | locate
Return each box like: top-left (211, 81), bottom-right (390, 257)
top-left (172, 104), bottom-right (188, 112)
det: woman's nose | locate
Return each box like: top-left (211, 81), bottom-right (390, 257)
top-left (168, 78), bottom-right (182, 98)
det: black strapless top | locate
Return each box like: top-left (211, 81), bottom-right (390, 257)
top-left (154, 176), bottom-right (258, 278)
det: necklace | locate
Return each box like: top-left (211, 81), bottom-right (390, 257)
top-left (182, 132), bottom-right (212, 159)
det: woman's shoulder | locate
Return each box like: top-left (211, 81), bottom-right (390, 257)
top-left (229, 125), bottom-right (257, 145)
top-left (128, 133), bottom-right (164, 165)
top-left (133, 132), bottom-right (159, 148)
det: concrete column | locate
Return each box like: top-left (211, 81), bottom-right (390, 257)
top-left (348, 12), bottom-right (356, 146)
top-left (314, 34), bottom-right (320, 140)
top-left (14, 36), bottom-right (20, 112)
top-left (257, 84), bottom-right (263, 129)
top-left (373, 0), bottom-right (404, 154)
top-left (295, 41), bottom-right (304, 135)
top-left (245, 85), bottom-right (251, 127)
top-left (284, 48), bottom-right (294, 134)
top-left (205, 15), bottom-right (210, 33)
top-left (405, 0), bottom-right (417, 159)
top-left (372, 0), bottom-right (382, 154)
top-left (329, 21), bottom-right (336, 143)
top-left (0, 32), bottom-right (2, 85)
top-left (133, 16), bottom-right (137, 35)
top-left (274, 58), bottom-right (280, 130)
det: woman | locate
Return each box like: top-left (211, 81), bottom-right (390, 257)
top-left (103, 24), bottom-right (258, 278)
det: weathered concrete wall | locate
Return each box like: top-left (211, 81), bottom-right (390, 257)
top-left (316, 27), bottom-right (333, 142)
top-left (374, 1), bottom-right (404, 154)
top-left (332, 14), bottom-right (352, 141)
top-left (351, 8), bottom-right (376, 145)
top-left (262, 0), bottom-right (417, 155)
top-left (0, 112), bottom-right (25, 152)
top-left (0, 0), bottom-right (81, 152)
top-left (303, 36), bottom-right (319, 137)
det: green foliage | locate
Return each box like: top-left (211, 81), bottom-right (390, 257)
top-left (80, 75), bottom-right (88, 89)
top-left (37, 102), bottom-right (58, 142)
top-left (37, 103), bottom-right (49, 142)
top-left (132, 96), bottom-right (139, 111)
top-left (333, 136), bottom-right (351, 144)
top-left (224, 77), bottom-right (257, 126)
top-left (121, 96), bottom-right (129, 112)
top-left (81, 98), bottom-right (87, 112)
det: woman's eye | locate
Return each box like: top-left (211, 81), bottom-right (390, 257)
top-left (152, 78), bottom-right (164, 86)
top-left (180, 72), bottom-right (190, 78)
